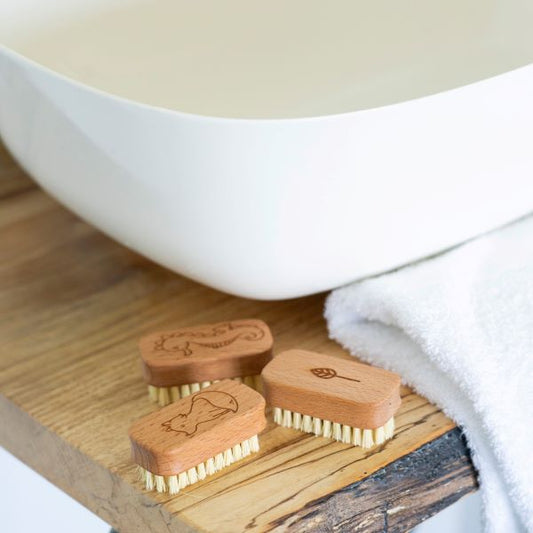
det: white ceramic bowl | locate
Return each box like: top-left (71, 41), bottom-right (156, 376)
top-left (1, 0), bottom-right (532, 299)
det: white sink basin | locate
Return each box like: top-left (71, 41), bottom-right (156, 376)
top-left (1, 0), bottom-right (532, 298)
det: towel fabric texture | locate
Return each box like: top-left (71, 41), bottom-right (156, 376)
top-left (325, 216), bottom-right (533, 533)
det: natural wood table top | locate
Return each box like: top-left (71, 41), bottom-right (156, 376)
top-left (0, 143), bottom-right (477, 532)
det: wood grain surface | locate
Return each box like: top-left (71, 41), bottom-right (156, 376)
top-left (262, 349), bottom-right (401, 429)
top-left (0, 142), bottom-right (477, 532)
top-left (140, 319), bottom-right (273, 386)
top-left (130, 380), bottom-right (266, 475)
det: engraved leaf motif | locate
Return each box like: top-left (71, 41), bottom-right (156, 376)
top-left (310, 367), bottom-right (338, 379)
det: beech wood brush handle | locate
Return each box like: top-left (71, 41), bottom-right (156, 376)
top-left (139, 319), bottom-right (273, 387)
top-left (129, 379), bottom-right (266, 477)
top-left (261, 349), bottom-right (401, 429)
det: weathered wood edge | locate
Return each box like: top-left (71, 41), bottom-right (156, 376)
top-left (270, 428), bottom-right (478, 532)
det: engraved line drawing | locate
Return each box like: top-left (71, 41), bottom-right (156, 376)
top-left (310, 367), bottom-right (361, 383)
top-left (161, 391), bottom-right (239, 437)
top-left (153, 322), bottom-right (265, 357)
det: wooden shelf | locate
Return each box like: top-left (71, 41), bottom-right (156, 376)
top-left (0, 143), bottom-right (477, 532)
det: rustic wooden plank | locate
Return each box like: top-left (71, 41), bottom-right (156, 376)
top-left (0, 142), bottom-right (476, 532)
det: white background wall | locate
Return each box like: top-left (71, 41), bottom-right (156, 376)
top-left (1, 447), bottom-right (108, 533)
top-left (1, 447), bottom-right (481, 532)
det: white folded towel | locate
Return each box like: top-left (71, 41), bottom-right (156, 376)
top-left (325, 216), bottom-right (533, 533)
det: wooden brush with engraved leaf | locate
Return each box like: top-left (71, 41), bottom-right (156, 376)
top-left (261, 349), bottom-right (401, 448)
top-left (129, 379), bottom-right (266, 495)
top-left (139, 319), bottom-right (273, 406)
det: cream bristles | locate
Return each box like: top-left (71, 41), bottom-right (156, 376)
top-left (137, 434), bottom-right (260, 495)
top-left (272, 407), bottom-right (395, 448)
top-left (148, 375), bottom-right (262, 406)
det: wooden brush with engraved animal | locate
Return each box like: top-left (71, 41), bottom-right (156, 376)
top-left (129, 379), bottom-right (266, 495)
top-left (139, 319), bottom-right (273, 406)
top-left (261, 349), bottom-right (401, 448)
